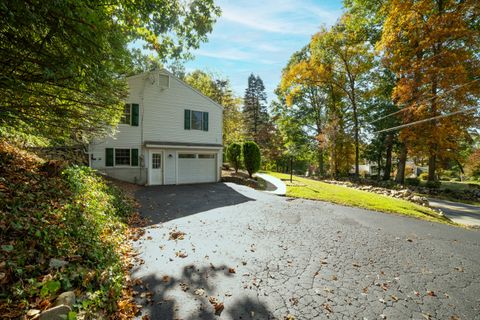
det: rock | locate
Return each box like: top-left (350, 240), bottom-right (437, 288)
top-left (39, 305), bottom-right (71, 320)
top-left (54, 291), bottom-right (76, 307)
top-left (49, 258), bottom-right (68, 269)
top-left (27, 309), bottom-right (41, 317)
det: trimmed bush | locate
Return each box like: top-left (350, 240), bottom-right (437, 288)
top-left (405, 177), bottom-right (420, 186)
top-left (426, 180), bottom-right (441, 189)
top-left (226, 143), bottom-right (242, 173)
top-left (242, 141), bottom-right (261, 178)
top-left (419, 172), bottom-right (429, 181)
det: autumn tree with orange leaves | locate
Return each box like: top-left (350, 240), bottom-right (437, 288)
top-left (379, 0), bottom-right (480, 182)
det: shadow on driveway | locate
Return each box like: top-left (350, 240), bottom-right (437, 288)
top-left (134, 183), bottom-right (256, 225)
top-left (136, 264), bottom-right (274, 320)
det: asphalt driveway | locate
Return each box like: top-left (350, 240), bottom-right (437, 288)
top-left (132, 183), bottom-right (480, 320)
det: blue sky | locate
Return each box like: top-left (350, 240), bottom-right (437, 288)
top-left (184, 0), bottom-right (344, 103)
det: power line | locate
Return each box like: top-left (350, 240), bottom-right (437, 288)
top-left (374, 106), bottom-right (478, 134)
top-left (371, 78), bottom-right (480, 124)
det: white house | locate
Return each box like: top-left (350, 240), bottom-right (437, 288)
top-left (88, 69), bottom-right (223, 185)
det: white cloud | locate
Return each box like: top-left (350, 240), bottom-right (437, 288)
top-left (195, 48), bottom-right (254, 61)
top-left (219, 0), bottom-right (341, 35)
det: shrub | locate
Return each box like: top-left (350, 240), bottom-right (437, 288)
top-left (419, 172), bottom-right (429, 181)
top-left (242, 141), bottom-right (261, 178)
top-left (226, 143), bottom-right (242, 173)
top-left (405, 177), bottom-right (420, 186)
top-left (426, 180), bottom-right (441, 189)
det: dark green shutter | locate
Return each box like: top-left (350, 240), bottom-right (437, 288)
top-left (131, 149), bottom-right (139, 166)
top-left (203, 112), bottom-right (209, 131)
top-left (131, 104), bottom-right (139, 126)
top-left (184, 109), bottom-right (191, 130)
top-left (105, 148), bottom-right (114, 167)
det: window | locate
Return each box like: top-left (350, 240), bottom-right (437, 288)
top-left (152, 154), bottom-right (162, 169)
top-left (179, 153), bottom-right (196, 159)
top-left (191, 111), bottom-right (203, 130)
top-left (115, 149), bottom-right (130, 165)
top-left (120, 104), bottom-right (131, 124)
top-left (184, 109), bottom-right (208, 131)
top-left (198, 154), bottom-right (215, 159)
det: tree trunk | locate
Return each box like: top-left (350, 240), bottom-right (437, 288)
top-left (383, 133), bottom-right (393, 180)
top-left (318, 148), bottom-right (324, 177)
top-left (395, 143), bottom-right (407, 184)
top-left (352, 99), bottom-right (359, 178)
top-left (428, 151), bottom-right (436, 182)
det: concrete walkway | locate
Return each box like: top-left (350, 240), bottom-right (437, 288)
top-left (255, 173), bottom-right (286, 196)
top-left (428, 198), bottom-right (480, 227)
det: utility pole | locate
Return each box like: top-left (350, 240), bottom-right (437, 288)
top-left (290, 156), bottom-right (293, 183)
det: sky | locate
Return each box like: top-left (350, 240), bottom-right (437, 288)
top-left (183, 0), bottom-right (344, 103)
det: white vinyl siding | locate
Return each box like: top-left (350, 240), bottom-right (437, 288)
top-left (142, 76), bottom-right (222, 145)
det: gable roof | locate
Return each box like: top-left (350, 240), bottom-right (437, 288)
top-left (127, 69), bottom-right (224, 111)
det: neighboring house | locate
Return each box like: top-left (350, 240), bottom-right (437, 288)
top-left (350, 163), bottom-right (381, 176)
top-left (88, 69), bottom-right (223, 185)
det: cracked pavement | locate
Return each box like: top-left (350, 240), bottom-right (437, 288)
top-left (132, 183), bottom-right (480, 320)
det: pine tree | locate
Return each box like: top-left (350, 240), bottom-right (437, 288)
top-left (243, 74), bottom-right (269, 144)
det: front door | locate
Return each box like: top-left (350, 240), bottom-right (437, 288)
top-left (150, 152), bottom-right (163, 185)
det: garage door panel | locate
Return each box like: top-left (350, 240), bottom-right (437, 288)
top-left (178, 153), bottom-right (216, 184)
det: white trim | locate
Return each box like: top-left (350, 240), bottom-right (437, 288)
top-left (145, 144), bottom-right (222, 150)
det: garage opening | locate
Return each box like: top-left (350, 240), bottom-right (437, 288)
top-left (177, 153), bottom-right (217, 184)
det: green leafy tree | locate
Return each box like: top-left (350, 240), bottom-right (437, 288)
top-left (227, 143), bottom-right (242, 173)
top-left (243, 74), bottom-right (270, 145)
top-left (243, 141), bottom-right (261, 178)
top-left (0, 0), bottom-right (220, 144)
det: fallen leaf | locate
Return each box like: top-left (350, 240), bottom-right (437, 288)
top-left (454, 267), bottom-right (464, 272)
top-left (391, 295), bottom-right (399, 302)
top-left (194, 288), bottom-right (205, 296)
top-left (175, 251), bottom-right (188, 258)
top-left (332, 275), bottom-right (338, 281)
top-left (284, 315), bottom-right (296, 320)
top-left (228, 268), bottom-right (236, 274)
top-left (427, 290), bottom-right (436, 297)
top-left (169, 230), bottom-right (186, 240)
top-left (352, 263), bottom-right (361, 267)
top-left (208, 296), bottom-right (224, 316)
top-left (179, 283), bottom-right (189, 292)
top-left (322, 303), bottom-right (333, 313)
top-left (289, 297), bottom-right (299, 306)
top-left (162, 275), bottom-right (170, 283)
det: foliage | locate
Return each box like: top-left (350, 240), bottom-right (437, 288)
top-left (379, 0), bottom-right (480, 182)
top-left (227, 143), bottom-right (242, 173)
top-left (0, 141), bottom-right (134, 318)
top-left (242, 141), bottom-right (261, 178)
top-left (243, 74), bottom-right (270, 145)
top-left (419, 172), bottom-right (429, 181)
top-left (184, 70), bottom-right (245, 145)
top-left (465, 149), bottom-right (480, 177)
top-left (268, 172), bottom-right (451, 225)
top-left (0, 0), bottom-right (220, 144)
top-left (405, 177), bottom-right (420, 186)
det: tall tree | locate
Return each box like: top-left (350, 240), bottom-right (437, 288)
top-left (243, 74), bottom-right (270, 144)
top-left (379, 0), bottom-right (480, 182)
top-left (0, 0), bottom-right (220, 144)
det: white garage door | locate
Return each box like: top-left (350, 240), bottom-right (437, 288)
top-left (178, 153), bottom-right (217, 184)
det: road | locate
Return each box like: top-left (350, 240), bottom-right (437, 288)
top-left (131, 183), bottom-right (480, 320)
top-left (428, 198), bottom-right (480, 227)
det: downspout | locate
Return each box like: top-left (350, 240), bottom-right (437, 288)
top-left (139, 74), bottom-right (147, 184)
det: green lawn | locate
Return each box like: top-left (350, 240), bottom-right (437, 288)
top-left (268, 172), bottom-right (454, 225)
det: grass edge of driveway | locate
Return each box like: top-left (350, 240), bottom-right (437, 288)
top-left (267, 172), bottom-right (457, 226)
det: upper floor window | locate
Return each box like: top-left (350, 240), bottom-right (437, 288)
top-left (120, 104), bottom-right (131, 124)
top-left (184, 109), bottom-right (208, 131)
top-left (120, 103), bottom-right (139, 126)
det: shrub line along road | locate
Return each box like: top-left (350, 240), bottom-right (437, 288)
top-left (132, 183), bottom-right (480, 320)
